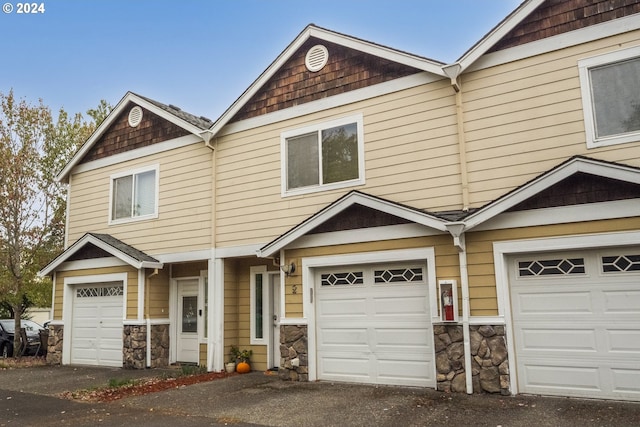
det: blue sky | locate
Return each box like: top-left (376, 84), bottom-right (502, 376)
top-left (1, 0), bottom-right (522, 121)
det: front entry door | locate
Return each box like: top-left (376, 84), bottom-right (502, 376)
top-left (177, 279), bottom-right (199, 364)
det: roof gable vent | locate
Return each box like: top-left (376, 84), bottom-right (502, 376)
top-left (305, 44), bottom-right (329, 72)
top-left (128, 106), bottom-right (143, 127)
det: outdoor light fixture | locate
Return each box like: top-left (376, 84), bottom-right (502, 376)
top-left (280, 262), bottom-right (296, 276)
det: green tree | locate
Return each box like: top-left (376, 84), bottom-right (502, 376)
top-left (0, 90), bottom-right (111, 356)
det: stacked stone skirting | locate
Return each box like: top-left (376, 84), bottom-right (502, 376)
top-left (278, 325), bottom-right (308, 381)
top-left (45, 323), bottom-right (170, 369)
top-left (434, 324), bottom-right (510, 395)
top-left (46, 325), bottom-right (63, 365)
top-left (123, 324), bottom-right (170, 369)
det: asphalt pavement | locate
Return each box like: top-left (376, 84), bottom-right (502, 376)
top-left (1, 365), bottom-right (639, 427)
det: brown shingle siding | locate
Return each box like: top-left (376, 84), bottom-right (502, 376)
top-left (80, 103), bottom-right (190, 164)
top-left (489, 0), bottom-right (640, 52)
top-left (230, 38), bottom-right (422, 122)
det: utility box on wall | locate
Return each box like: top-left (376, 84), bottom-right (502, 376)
top-left (438, 280), bottom-right (458, 322)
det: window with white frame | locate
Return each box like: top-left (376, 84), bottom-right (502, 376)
top-left (250, 266), bottom-right (267, 344)
top-left (579, 45), bottom-right (640, 148)
top-left (110, 165), bottom-right (158, 223)
top-left (281, 114), bottom-right (365, 196)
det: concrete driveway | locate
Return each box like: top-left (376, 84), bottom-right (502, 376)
top-left (1, 365), bottom-right (639, 426)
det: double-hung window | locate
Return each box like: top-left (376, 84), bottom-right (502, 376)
top-left (110, 165), bottom-right (158, 223)
top-left (578, 45), bottom-right (640, 148)
top-left (281, 114), bottom-right (365, 196)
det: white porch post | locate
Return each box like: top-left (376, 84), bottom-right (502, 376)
top-left (207, 256), bottom-right (225, 372)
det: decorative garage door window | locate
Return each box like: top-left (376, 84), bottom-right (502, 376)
top-left (374, 267), bottom-right (423, 283)
top-left (518, 258), bottom-right (585, 277)
top-left (321, 271), bottom-right (363, 286)
top-left (76, 285), bottom-right (124, 298)
top-left (602, 254), bottom-right (640, 272)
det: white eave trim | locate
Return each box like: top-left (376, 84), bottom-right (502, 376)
top-left (57, 92), bottom-right (206, 183)
top-left (257, 192), bottom-right (448, 258)
top-left (464, 157), bottom-right (640, 231)
top-left (447, 0), bottom-right (545, 78)
top-left (38, 234), bottom-right (163, 277)
top-left (208, 25), bottom-right (446, 138)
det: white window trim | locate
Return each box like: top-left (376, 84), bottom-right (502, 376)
top-left (108, 164), bottom-right (160, 225)
top-left (249, 265), bottom-right (269, 345)
top-left (280, 114), bottom-right (365, 197)
top-left (578, 45), bottom-right (640, 149)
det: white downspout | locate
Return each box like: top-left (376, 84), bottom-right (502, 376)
top-left (446, 223), bottom-right (473, 394)
top-left (457, 235), bottom-right (473, 395)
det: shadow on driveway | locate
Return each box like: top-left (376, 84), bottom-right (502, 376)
top-left (1, 365), bottom-right (639, 427)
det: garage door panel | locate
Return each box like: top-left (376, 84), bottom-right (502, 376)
top-left (317, 298), bottom-right (367, 317)
top-left (522, 363), bottom-right (601, 392)
top-left (375, 328), bottom-right (431, 348)
top-left (377, 358), bottom-right (433, 386)
top-left (319, 356), bottom-right (371, 379)
top-left (602, 290), bottom-right (640, 313)
top-left (515, 291), bottom-right (593, 314)
top-left (72, 286), bottom-right (123, 367)
top-left (318, 328), bottom-right (369, 346)
top-left (373, 295), bottom-right (427, 316)
top-left (611, 368), bottom-right (640, 395)
top-left (316, 263), bottom-right (434, 387)
top-left (518, 328), bottom-right (597, 352)
top-left (510, 248), bottom-right (640, 401)
top-left (606, 329), bottom-right (640, 352)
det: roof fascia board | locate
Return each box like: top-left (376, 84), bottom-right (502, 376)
top-left (464, 157), bottom-right (640, 230)
top-left (57, 92), bottom-right (205, 183)
top-left (307, 26), bottom-right (446, 75)
top-left (466, 14), bottom-right (640, 73)
top-left (209, 25), bottom-right (446, 137)
top-left (449, 0), bottom-right (545, 77)
top-left (257, 192), bottom-right (447, 258)
top-left (38, 234), bottom-right (162, 276)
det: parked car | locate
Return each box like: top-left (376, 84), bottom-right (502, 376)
top-left (0, 319), bottom-right (45, 358)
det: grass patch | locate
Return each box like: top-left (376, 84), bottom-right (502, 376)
top-left (179, 364), bottom-right (207, 376)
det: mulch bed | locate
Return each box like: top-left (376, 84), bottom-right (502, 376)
top-left (60, 371), bottom-right (234, 402)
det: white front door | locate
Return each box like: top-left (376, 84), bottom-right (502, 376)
top-left (271, 273), bottom-right (281, 369)
top-left (177, 279), bottom-right (199, 364)
top-left (509, 248), bottom-right (640, 401)
top-left (315, 262), bottom-right (435, 387)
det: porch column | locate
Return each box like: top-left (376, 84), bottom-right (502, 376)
top-left (207, 256), bottom-right (225, 372)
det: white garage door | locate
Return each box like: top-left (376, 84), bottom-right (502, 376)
top-left (71, 283), bottom-right (124, 367)
top-left (509, 248), bottom-right (640, 401)
top-left (316, 263), bottom-right (435, 387)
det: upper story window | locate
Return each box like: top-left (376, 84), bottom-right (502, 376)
top-left (579, 45), bottom-right (640, 149)
top-left (109, 165), bottom-right (158, 224)
top-left (281, 114), bottom-right (365, 196)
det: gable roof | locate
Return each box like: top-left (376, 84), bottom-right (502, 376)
top-left (56, 92), bottom-right (213, 183)
top-left (257, 191), bottom-right (449, 258)
top-left (38, 233), bottom-right (163, 277)
top-left (463, 156), bottom-right (640, 231)
top-left (208, 24), bottom-right (447, 137)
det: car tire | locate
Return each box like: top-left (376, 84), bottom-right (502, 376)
top-left (1, 343), bottom-right (10, 359)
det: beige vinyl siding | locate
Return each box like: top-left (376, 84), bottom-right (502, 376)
top-left (147, 267), bottom-right (170, 319)
top-left (224, 259), bottom-right (239, 364)
top-left (465, 216), bottom-right (640, 316)
top-left (215, 79), bottom-right (461, 248)
top-left (67, 142), bottom-right (212, 255)
top-left (52, 266), bottom-right (137, 320)
top-left (462, 30), bottom-right (640, 208)
top-left (223, 258), bottom-right (274, 372)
